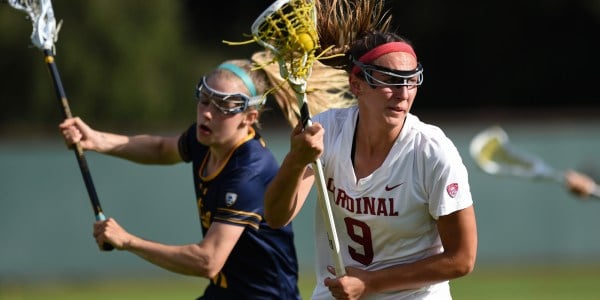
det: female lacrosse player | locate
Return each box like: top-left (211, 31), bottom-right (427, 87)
top-left (59, 58), bottom-right (301, 299)
top-left (263, 30), bottom-right (478, 300)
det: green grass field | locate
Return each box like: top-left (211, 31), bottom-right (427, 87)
top-left (2, 265), bottom-right (599, 299)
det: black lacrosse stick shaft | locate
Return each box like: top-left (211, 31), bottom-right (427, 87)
top-left (43, 49), bottom-right (113, 251)
top-left (299, 101), bottom-right (311, 128)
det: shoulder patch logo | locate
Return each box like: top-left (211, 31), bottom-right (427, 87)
top-left (446, 183), bottom-right (459, 198)
top-left (225, 192), bottom-right (238, 207)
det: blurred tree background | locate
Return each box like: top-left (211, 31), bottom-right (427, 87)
top-left (0, 0), bottom-right (598, 137)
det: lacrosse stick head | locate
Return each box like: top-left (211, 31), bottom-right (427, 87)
top-left (8, 0), bottom-right (60, 51)
top-left (470, 126), bottom-right (562, 181)
top-left (223, 0), bottom-right (357, 126)
top-left (469, 126), bottom-right (511, 175)
top-left (250, 0), bottom-right (319, 91)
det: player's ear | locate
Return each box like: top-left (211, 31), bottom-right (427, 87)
top-left (242, 109), bottom-right (259, 126)
top-left (349, 75), bottom-right (362, 95)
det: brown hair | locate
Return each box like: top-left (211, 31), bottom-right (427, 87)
top-left (316, 0), bottom-right (393, 69)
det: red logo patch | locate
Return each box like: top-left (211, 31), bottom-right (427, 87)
top-left (446, 183), bottom-right (459, 198)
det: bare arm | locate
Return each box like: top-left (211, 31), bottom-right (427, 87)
top-left (264, 122), bottom-right (322, 228)
top-left (325, 206), bottom-right (478, 298)
top-left (94, 219), bottom-right (243, 278)
top-left (264, 154), bottom-right (315, 228)
top-left (59, 117), bottom-right (182, 164)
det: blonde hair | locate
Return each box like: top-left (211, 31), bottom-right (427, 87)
top-left (251, 51), bottom-right (355, 127)
top-left (207, 59), bottom-right (271, 99)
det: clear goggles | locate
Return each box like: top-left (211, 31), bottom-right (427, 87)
top-left (353, 60), bottom-right (424, 89)
top-left (194, 76), bottom-right (265, 115)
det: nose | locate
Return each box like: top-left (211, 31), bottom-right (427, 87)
top-left (197, 101), bottom-right (214, 120)
top-left (392, 85), bottom-right (410, 99)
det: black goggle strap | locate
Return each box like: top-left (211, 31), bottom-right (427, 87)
top-left (353, 60), bottom-right (424, 87)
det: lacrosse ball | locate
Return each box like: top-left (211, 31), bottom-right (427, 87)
top-left (297, 32), bottom-right (315, 51)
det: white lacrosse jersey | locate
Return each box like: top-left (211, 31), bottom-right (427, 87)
top-left (310, 106), bottom-right (473, 300)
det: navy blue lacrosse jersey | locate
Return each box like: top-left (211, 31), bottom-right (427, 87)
top-left (178, 124), bottom-right (300, 300)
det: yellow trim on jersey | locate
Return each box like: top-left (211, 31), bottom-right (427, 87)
top-left (198, 127), bottom-right (256, 181)
top-left (215, 207), bottom-right (262, 230)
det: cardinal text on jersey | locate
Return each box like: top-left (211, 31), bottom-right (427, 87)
top-left (327, 178), bottom-right (400, 216)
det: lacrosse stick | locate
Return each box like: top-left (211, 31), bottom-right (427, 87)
top-left (8, 0), bottom-right (114, 249)
top-left (470, 126), bottom-right (600, 199)
top-left (226, 0), bottom-right (346, 276)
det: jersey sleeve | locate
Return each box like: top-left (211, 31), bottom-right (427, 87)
top-left (418, 129), bottom-right (473, 219)
top-left (212, 167), bottom-right (266, 231)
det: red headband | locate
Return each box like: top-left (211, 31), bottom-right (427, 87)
top-left (351, 42), bottom-right (417, 75)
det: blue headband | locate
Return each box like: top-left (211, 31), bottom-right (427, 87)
top-left (217, 63), bottom-right (257, 97)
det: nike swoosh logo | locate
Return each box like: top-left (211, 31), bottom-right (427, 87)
top-left (385, 182), bottom-right (404, 191)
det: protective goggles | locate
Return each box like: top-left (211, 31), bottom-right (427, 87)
top-left (353, 60), bottom-right (424, 89)
top-left (194, 76), bottom-right (265, 115)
